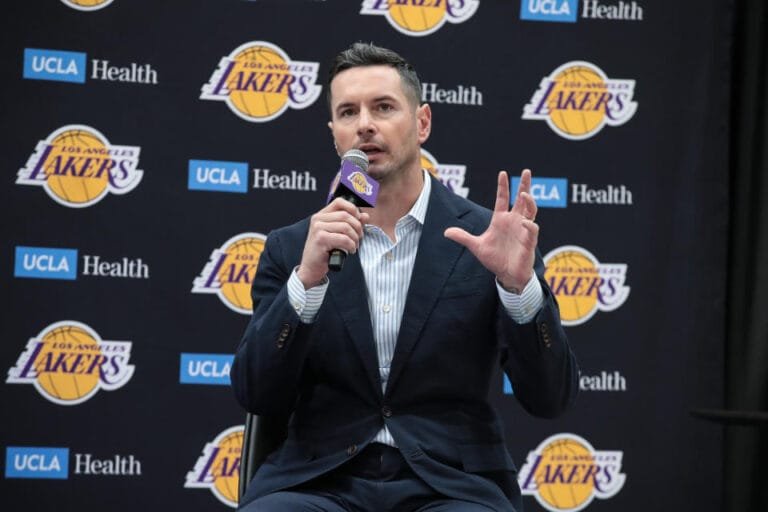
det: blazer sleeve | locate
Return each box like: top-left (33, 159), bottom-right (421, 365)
top-left (498, 250), bottom-right (579, 418)
top-left (230, 225), bottom-right (318, 417)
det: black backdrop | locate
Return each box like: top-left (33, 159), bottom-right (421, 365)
top-left (1, 1), bottom-right (731, 510)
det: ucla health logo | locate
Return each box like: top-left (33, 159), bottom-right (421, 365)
top-left (180, 353), bottom-right (233, 386)
top-left (520, 0), bottom-right (578, 22)
top-left (6, 321), bottom-right (135, 405)
top-left (61, 0), bottom-right (114, 11)
top-left (421, 149), bottom-right (469, 198)
top-left (6, 447), bottom-right (69, 479)
top-left (519, 433), bottom-right (625, 511)
top-left (17, 125), bottom-right (143, 207)
top-left (360, 0), bottom-right (479, 37)
top-left (185, 426), bottom-right (244, 508)
top-left (14, 246), bottom-right (78, 280)
top-left (193, 233), bottom-right (267, 314)
top-left (201, 41), bottom-right (321, 123)
top-left (511, 177), bottom-right (567, 208)
top-left (523, 61), bottom-right (637, 140)
top-left (544, 246), bottom-right (629, 326)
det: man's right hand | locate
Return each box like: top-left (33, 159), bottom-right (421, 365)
top-left (296, 198), bottom-right (369, 289)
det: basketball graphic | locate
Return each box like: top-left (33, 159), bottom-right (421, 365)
top-left (533, 437), bottom-right (596, 509)
top-left (519, 433), bottom-right (626, 512)
top-left (6, 321), bottom-right (135, 405)
top-left (193, 233), bottom-right (267, 315)
top-left (217, 235), bottom-right (266, 313)
top-left (420, 148), bottom-right (469, 198)
top-left (543, 245), bottom-right (630, 326)
top-left (360, 0), bottom-right (479, 37)
top-left (522, 61), bottom-right (638, 140)
top-left (17, 124), bottom-right (144, 208)
top-left (388, 2), bottom-right (446, 34)
top-left (35, 323), bottom-right (101, 402)
top-left (45, 128), bottom-right (110, 206)
top-left (228, 45), bottom-right (290, 119)
top-left (185, 426), bottom-right (244, 508)
top-left (201, 41), bottom-right (321, 123)
top-left (211, 429), bottom-right (243, 505)
top-left (548, 65), bottom-right (607, 137)
top-left (61, 0), bottom-right (114, 11)
top-left (544, 248), bottom-right (599, 324)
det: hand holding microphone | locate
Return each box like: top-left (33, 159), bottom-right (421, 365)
top-left (296, 150), bottom-right (379, 288)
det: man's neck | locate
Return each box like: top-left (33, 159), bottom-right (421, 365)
top-left (364, 167), bottom-right (425, 242)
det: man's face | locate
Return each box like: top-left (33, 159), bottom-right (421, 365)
top-left (328, 65), bottom-right (431, 183)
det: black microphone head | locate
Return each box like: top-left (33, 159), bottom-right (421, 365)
top-left (342, 149), bottom-right (369, 173)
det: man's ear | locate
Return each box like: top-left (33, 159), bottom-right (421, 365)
top-left (328, 121), bottom-right (340, 156)
top-left (417, 103), bottom-right (432, 144)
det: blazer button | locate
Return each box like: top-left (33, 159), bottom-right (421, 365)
top-left (382, 406), bottom-right (393, 418)
top-left (347, 444), bottom-right (358, 456)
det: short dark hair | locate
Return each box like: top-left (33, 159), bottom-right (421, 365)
top-left (327, 42), bottom-right (422, 111)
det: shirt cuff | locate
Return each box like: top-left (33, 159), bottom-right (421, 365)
top-left (287, 268), bottom-right (329, 323)
top-left (496, 273), bottom-right (544, 324)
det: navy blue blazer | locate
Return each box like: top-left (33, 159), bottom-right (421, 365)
top-left (232, 176), bottom-right (578, 511)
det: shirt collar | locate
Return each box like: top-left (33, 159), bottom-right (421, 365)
top-left (405, 169), bottom-right (431, 226)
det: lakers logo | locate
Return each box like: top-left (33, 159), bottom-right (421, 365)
top-left (347, 171), bottom-right (373, 196)
top-left (185, 426), bottom-right (243, 508)
top-left (543, 245), bottom-right (630, 326)
top-left (522, 61), bottom-right (637, 140)
top-left (61, 0), bottom-right (114, 11)
top-left (519, 433), bottom-right (626, 511)
top-left (421, 148), bottom-right (469, 198)
top-left (200, 41), bottom-right (321, 123)
top-left (16, 125), bottom-right (143, 208)
top-left (360, 0), bottom-right (479, 37)
top-left (6, 321), bottom-right (135, 406)
top-left (192, 233), bottom-right (267, 315)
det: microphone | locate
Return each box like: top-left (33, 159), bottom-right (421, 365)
top-left (327, 149), bottom-right (379, 271)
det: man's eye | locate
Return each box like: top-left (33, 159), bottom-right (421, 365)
top-left (378, 104), bottom-right (393, 112)
top-left (339, 109), bottom-right (355, 118)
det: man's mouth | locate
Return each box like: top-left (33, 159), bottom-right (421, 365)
top-left (358, 144), bottom-right (384, 160)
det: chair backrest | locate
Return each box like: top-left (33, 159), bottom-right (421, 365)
top-left (238, 413), bottom-right (290, 499)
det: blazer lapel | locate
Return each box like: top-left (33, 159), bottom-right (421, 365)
top-left (385, 180), bottom-right (473, 397)
top-left (327, 251), bottom-right (383, 399)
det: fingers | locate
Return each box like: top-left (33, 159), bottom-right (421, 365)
top-left (444, 227), bottom-right (478, 252)
top-left (297, 200), bottom-right (369, 286)
top-left (511, 169), bottom-right (537, 221)
top-left (493, 171), bottom-right (510, 213)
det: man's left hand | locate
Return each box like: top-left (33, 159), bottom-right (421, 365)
top-left (444, 169), bottom-right (539, 293)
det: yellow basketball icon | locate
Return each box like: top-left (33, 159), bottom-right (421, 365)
top-left (43, 128), bottom-right (110, 206)
top-left (548, 65), bottom-right (606, 138)
top-left (36, 324), bottom-right (101, 402)
top-left (544, 247), bottom-right (599, 324)
top-left (534, 437), bottom-right (595, 510)
top-left (388, 3), bottom-right (446, 34)
top-left (219, 235), bottom-right (266, 313)
top-left (212, 429), bottom-right (243, 505)
top-left (61, 0), bottom-right (114, 10)
top-left (420, 150), bottom-right (439, 178)
top-left (228, 45), bottom-right (290, 119)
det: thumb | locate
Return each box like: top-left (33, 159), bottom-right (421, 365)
top-left (444, 227), bottom-right (477, 251)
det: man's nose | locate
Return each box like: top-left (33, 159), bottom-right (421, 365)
top-left (357, 109), bottom-right (376, 136)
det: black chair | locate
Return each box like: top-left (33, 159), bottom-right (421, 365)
top-left (238, 413), bottom-right (290, 500)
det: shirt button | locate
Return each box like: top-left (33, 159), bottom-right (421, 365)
top-left (382, 406), bottom-right (392, 418)
top-left (385, 252), bottom-right (394, 261)
top-left (382, 304), bottom-right (391, 313)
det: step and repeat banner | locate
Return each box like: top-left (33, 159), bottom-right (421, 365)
top-left (1, 1), bottom-right (730, 510)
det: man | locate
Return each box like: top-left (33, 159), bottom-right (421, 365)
top-left (232, 43), bottom-right (578, 511)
